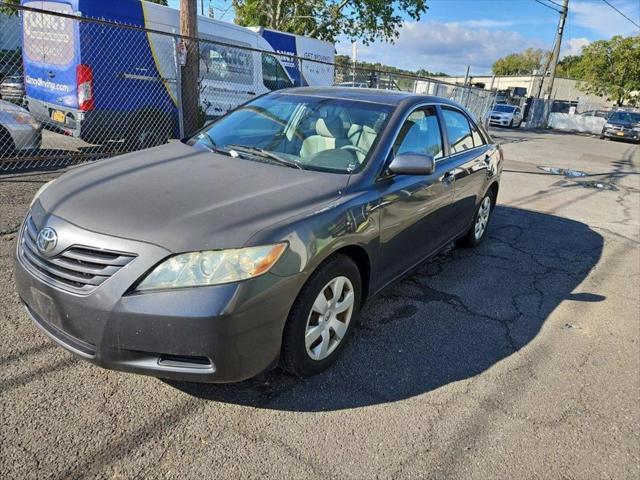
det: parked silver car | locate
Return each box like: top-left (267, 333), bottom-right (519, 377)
top-left (0, 100), bottom-right (42, 154)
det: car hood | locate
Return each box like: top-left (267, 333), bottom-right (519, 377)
top-left (38, 142), bottom-right (349, 252)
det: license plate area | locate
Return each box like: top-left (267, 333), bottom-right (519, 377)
top-left (51, 109), bottom-right (66, 123)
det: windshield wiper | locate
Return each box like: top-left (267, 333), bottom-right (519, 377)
top-left (196, 132), bottom-right (232, 156)
top-left (225, 144), bottom-right (303, 170)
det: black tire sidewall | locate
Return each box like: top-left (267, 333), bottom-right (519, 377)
top-left (281, 255), bottom-right (362, 378)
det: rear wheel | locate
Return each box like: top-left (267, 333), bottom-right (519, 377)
top-left (281, 254), bottom-right (362, 378)
top-left (459, 190), bottom-right (495, 247)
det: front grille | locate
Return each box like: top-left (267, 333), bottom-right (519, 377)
top-left (19, 215), bottom-right (136, 294)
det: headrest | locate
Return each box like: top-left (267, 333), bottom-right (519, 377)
top-left (362, 112), bottom-right (387, 134)
top-left (316, 117), bottom-right (346, 138)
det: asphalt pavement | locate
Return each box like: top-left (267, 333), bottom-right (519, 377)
top-left (1, 128), bottom-right (638, 479)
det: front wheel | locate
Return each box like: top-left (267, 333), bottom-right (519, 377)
top-left (459, 191), bottom-right (494, 247)
top-left (281, 254), bottom-right (362, 378)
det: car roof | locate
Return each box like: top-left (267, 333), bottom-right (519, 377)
top-left (279, 87), bottom-right (464, 108)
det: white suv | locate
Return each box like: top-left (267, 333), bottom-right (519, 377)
top-left (489, 104), bottom-right (523, 128)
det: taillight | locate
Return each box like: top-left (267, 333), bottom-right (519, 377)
top-left (76, 64), bottom-right (94, 111)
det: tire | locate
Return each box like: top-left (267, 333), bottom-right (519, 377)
top-left (508, 119), bottom-right (514, 128)
top-left (281, 254), bottom-right (362, 378)
top-left (0, 126), bottom-right (15, 157)
top-left (129, 110), bottom-right (173, 150)
top-left (459, 190), bottom-right (495, 248)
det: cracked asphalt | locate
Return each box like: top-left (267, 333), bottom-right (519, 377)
top-left (1, 129), bottom-right (638, 479)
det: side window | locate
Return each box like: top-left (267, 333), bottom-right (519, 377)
top-left (262, 54), bottom-right (293, 91)
top-left (393, 106), bottom-right (443, 159)
top-left (470, 121), bottom-right (486, 147)
top-left (442, 108), bottom-right (473, 154)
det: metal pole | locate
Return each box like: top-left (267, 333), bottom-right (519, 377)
top-left (463, 65), bottom-right (470, 86)
top-left (545, 0), bottom-right (569, 99)
top-left (173, 33), bottom-right (184, 138)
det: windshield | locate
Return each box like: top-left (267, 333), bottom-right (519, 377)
top-left (609, 111), bottom-right (640, 124)
top-left (493, 105), bottom-right (515, 113)
top-left (190, 94), bottom-right (392, 173)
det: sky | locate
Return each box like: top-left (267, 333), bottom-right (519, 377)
top-left (168, 0), bottom-right (640, 75)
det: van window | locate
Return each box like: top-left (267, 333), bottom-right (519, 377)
top-left (23, 1), bottom-right (75, 66)
top-left (199, 37), bottom-right (253, 85)
top-left (262, 54), bottom-right (293, 91)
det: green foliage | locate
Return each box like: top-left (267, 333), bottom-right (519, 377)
top-left (492, 48), bottom-right (547, 76)
top-left (233, 0), bottom-right (429, 44)
top-left (0, 0), bottom-right (19, 16)
top-left (577, 36), bottom-right (640, 106)
top-left (556, 55), bottom-right (587, 79)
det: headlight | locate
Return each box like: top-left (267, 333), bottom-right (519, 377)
top-left (604, 123), bottom-right (613, 128)
top-left (632, 126), bottom-right (640, 132)
top-left (30, 180), bottom-right (55, 208)
top-left (136, 243), bottom-right (288, 291)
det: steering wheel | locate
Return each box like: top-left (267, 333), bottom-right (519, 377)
top-left (340, 144), bottom-right (368, 157)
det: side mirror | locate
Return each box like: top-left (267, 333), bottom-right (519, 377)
top-left (388, 152), bottom-right (435, 176)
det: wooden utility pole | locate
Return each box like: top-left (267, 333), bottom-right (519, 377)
top-left (180, 0), bottom-right (199, 135)
top-left (545, 0), bottom-right (569, 99)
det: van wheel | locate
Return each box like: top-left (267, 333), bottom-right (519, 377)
top-left (281, 254), bottom-right (362, 378)
top-left (459, 190), bottom-right (495, 248)
top-left (129, 111), bottom-right (172, 150)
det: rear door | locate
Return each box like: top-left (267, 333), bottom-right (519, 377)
top-left (22, 0), bottom-right (79, 111)
top-left (439, 106), bottom-right (494, 235)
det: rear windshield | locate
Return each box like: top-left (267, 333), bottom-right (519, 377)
top-left (23, 1), bottom-right (75, 66)
top-left (493, 105), bottom-right (515, 113)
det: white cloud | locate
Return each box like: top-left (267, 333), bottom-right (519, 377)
top-left (561, 37), bottom-right (590, 58)
top-left (570, 0), bottom-right (640, 38)
top-left (337, 21), bottom-right (542, 75)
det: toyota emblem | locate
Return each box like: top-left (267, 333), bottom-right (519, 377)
top-left (36, 227), bottom-right (58, 254)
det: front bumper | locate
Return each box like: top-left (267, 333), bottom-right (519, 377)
top-left (9, 123), bottom-right (42, 151)
top-left (489, 116), bottom-right (512, 126)
top-left (14, 209), bottom-right (303, 383)
top-left (601, 127), bottom-right (639, 142)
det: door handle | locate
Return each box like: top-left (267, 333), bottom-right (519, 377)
top-left (442, 170), bottom-right (455, 185)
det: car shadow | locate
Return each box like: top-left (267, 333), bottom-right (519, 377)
top-left (167, 206), bottom-right (604, 411)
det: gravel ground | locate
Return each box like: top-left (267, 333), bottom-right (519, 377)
top-left (1, 129), bottom-right (638, 479)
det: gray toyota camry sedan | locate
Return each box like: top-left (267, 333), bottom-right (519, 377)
top-left (14, 87), bottom-right (502, 383)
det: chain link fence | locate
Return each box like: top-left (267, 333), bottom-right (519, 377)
top-left (1, 2), bottom-right (495, 173)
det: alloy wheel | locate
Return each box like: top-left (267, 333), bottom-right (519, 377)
top-left (474, 196), bottom-right (492, 240)
top-left (304, 276), bottom-right (355, 361)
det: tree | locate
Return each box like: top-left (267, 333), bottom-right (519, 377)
top-left (232, 0), bottom-right (429, 44)
top-left (492, 48), bottom-right (547, 76)
top-left (577, 35), bottom-right (640, 106)
top-left (556, 55), bottom-right (586, 79)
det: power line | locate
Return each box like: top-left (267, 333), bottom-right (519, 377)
top-left (600, 0), bottom-right (640, 29)
top-left (532, 0), bottom-right (562, 13)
